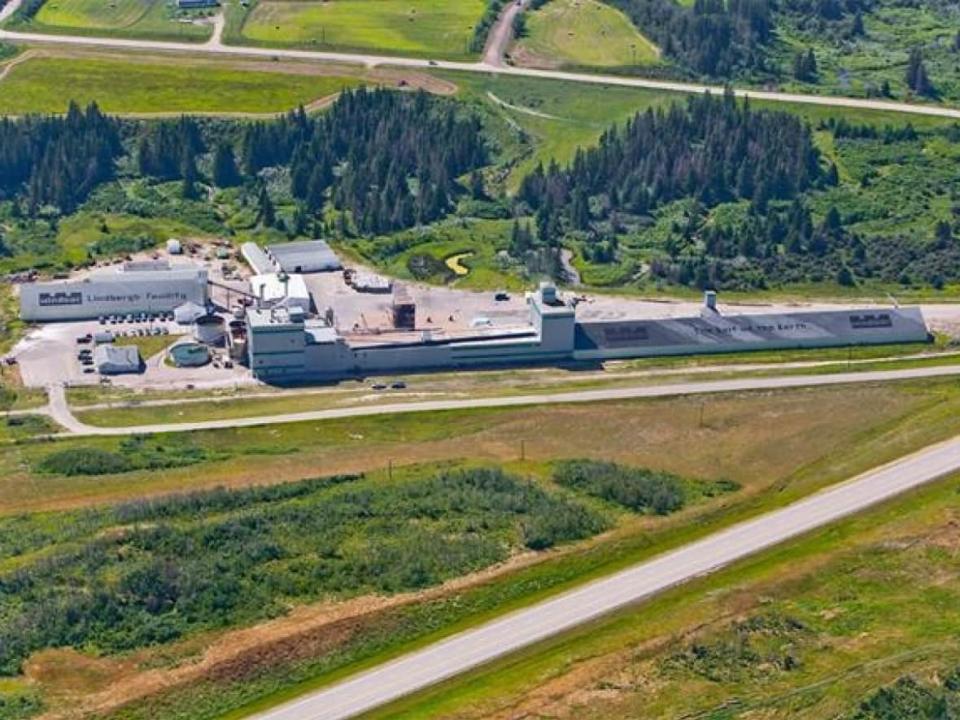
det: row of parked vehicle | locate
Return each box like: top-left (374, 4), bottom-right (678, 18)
top-left (76, 326), bottom-right (170, 345)
top-left (76, 347), bottom-right (96, 375)
top-left (100, 312), bottom-right (174, 325)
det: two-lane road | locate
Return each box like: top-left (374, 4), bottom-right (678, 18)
top-left (250, 431), bottom-right (960, 719)
top-left (1, 0), bottom-right (959, 120)
top-left (56, 363), bottom-right (960, 436)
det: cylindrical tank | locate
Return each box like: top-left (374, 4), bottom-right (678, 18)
top-left (194, 315), bottom-right (226, 346)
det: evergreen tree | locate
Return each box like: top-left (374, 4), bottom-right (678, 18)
top-left (180, 145), bottom-right (199, 200)
top-left (212, 143), bottom-right (240, 188)
top-left (257, 186), bottom-right (276, 228)
top-left (905, 47), bottom-right (934, 97)
top-left (851, 11), bottom-right (865, 36)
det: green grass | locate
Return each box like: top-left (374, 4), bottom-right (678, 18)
top-left (114, 334), bottom-right (176, 360)
top-left (514, 0), bottom-right (660, 68)
top-left (8, 380), bottom-right (960, 719)
top-left (239, 0), bottom-right (487, 59)
top-left (368, 469), bottom-right (960, 719)
top-left (771, 0), bottom-right (960, 105)
top-left (17, 0), bottom-right (212, 42)
top-left (195, 380), bottom-right (960, 720)
top-left (0, 56), bottom-right (362, 115)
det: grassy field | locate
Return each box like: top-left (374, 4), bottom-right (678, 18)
top-left (371, 466), bottom-right (960, 719)
top-left (513, 0), bottom-right (660, 68)
top-left (0, 54), bottom-right (363, 115)
top-left (16, 0), bottom-right (212, 42)
top-left (0, 381), bottom-right (958, 719)
top-left (63, 378), bottom-right (960, 720)
top-left (239, 0), bottom-right (486, 58)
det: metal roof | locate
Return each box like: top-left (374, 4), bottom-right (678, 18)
top-left (93, 344), bottom-right (141, 374)
top-left (266, 240), bottom-right (341, 273)
top-left (241, 242), bottom-right (274, 275)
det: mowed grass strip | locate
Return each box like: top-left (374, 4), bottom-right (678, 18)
top-left (514, 0), bottom-right (659, 68)
top-left (241, 0), bottom-right (486, 58)
top-left (0, 57), bottom-right (363, 114)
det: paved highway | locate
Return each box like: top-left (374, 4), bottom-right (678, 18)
top-left (248, 431), bottom-right (960, 720)
top-left (56, 363), bottom-right (960, 436)
top-left (1, 0), bottom-right (959, 120)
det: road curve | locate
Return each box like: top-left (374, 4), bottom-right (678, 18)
top-left (0, 0), bottom-right (959, 120)
top-left (65, 363), bottom-right (960, 436)
top-left (248, 431), bottom-right (960, 720)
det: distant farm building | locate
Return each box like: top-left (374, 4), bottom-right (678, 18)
top-left (177, 0), bottom-right (219, 9)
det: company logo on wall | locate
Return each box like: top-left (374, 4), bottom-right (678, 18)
top-left (38, 292), bottom-right (83, 307)
top-left (850, 313), bottom-right (893, 329)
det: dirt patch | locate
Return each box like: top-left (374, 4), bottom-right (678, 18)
top-left (508, 44), bottom-right (562, 70)
top-left (32, 550), bottom-right (546, 719)
top-left (369, 67), bottom-right (458, 95)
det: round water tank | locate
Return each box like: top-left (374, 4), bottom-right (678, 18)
top-left (194, 315), bottom-right (226, 346)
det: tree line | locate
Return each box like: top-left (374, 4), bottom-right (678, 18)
top-left (516, 91), bottom-right (827, 247)
top-left (0, 90), bottom-right (487, 240)
top-left (606, 0), bottom-right (773, 77)
top-left (133, 88), bottom-right (489, 235)
top-left (0, 102), bottom-right (121, 214)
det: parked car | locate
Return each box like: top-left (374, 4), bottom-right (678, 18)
top-left (390, 381), bottom-right (407, 390)
top-left (495, 292), bottom-right (510, 302)
top-left (76, 334), bottom-right (92, 344)
top-left (371, 383), bottom-right (388, 390)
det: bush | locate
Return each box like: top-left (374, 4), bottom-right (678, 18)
top-left (553, 459), bottom-right (687, 515)
top-left (36, 448), bottom-right (132, 476)
top-left (35, 437), bottom-right (216, 476)
top-left (0, 466), bottom-right (606, 672)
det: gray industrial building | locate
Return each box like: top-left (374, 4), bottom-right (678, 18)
top-left (93, 344), bottom-right (142, 375)
top-left (245, 284), bottom-right (930, 383)
top-left (20, 265), bottom-right (208, 322)
top-left (265, 240), bottom-right (342, 274)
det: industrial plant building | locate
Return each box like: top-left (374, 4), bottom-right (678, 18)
top-left (19, 263), bottom-right (209, 322)
top-left (265, 240), bottom-right (342, 274)
top-left (246, 283), bottom-right (930, 382)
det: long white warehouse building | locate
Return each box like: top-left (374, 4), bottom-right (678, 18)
top-left (20, 265), bottom-right (209, 321)
top-left (247, 285), bottom-right (930, 383)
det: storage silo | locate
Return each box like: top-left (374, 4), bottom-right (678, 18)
top-left (194, 315), bottom-right (227, 347)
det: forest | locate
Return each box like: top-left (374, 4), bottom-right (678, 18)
top-left (0, 89), bottom-right (486, 247)
top-left (136, 88), bottom-right (488, 235)
top-left (507, 93), bottom-right (960, 291)
top-left (607, 0), bottom-right (773, 77)
top-left (0, 102), bottom-right (121, 214)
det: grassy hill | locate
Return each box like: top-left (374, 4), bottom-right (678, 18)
top-left (513, 0), bottom-right (659, 69)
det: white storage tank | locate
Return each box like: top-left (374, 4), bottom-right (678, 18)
top-left (194, 315), bottom-right (226, 346)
